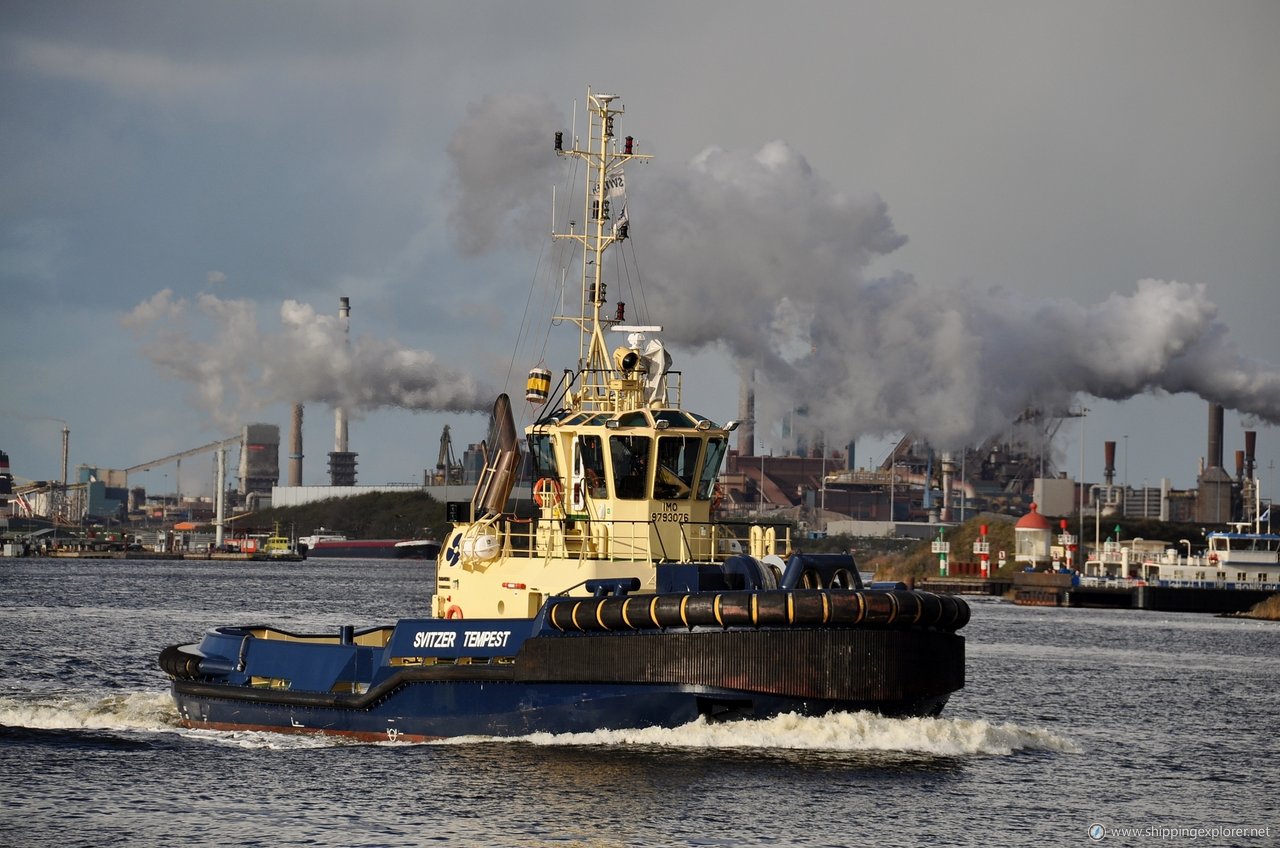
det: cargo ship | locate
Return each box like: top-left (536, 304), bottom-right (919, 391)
top-left (298, 529), bottom-right (440, 560)
top-left (160, 88), bottom-right (969, 741)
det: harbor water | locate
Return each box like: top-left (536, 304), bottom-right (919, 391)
top-left (1, 558), bottom-right (1276, 846)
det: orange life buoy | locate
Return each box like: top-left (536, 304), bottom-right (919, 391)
top-left (533, 477), bottom-right (564, 509)
top-left (445, 605), bottom-right (464, 620)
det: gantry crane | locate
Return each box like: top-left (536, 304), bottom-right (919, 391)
top-left (123, 436), bottom-right (243, 499)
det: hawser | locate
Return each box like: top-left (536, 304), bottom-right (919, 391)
top-left (160, 87), bottom-right (969, 741)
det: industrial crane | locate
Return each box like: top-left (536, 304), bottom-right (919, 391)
top-left (435, 425), bottom-right (463, 485)
top-left (124, 436), bottom-right (243, 498)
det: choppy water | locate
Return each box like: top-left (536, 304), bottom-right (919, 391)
top-left (1, 558), bottom-right (1276, 846)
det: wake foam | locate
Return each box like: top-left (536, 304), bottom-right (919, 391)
top-left (446, 712), bottom-right (1080, 757)
top-left (0, 693), bottom-right (1079, 757)
top-left (179, 728), bottom-right (353, 750)
top-left (0, 691), bottom-right (178, 734)
top-left (0, 691), bottom-right (344, 749)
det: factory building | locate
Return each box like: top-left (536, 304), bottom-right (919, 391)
top-left (0, 451), bottom-right (11, 532)
top-left (238, 423), bottom-right (280, 496)
top-left (715, 399), bottom-right (1269, 543)
top-left (77, 465), bottom-right (129, 522)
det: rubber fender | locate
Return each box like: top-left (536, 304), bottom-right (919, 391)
top-left (722, 555), bottom-right (774, 590)
top-left (158, 645), bottom-right (206, 680)
top-left (545, 589), bottom-right (970, 633)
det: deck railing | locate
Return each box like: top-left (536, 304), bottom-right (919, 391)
top-left (493, 516), bottom-right (790, 564)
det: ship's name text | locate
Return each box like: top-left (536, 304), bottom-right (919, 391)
top-left (411, 630), bottom-right (512, 649)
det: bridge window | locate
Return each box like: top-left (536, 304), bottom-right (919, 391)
top-left (576, 436), bottom-right (608, 498)
top-left (655, 436), bottom-right (698, 500)
top-left (609, 435), bottom-right (651, 499)
top-left (528, 433), bottom-right (559, 480)
top-left (696, 438), bottom-right (727, 500)
top-left (653, 410), bottom-right (696, 429)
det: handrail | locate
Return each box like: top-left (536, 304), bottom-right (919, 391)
top-left (496, 515), bottom-right (791, 563)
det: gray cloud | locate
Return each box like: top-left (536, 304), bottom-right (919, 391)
top-left (447, 93), bottom-right (565, 255)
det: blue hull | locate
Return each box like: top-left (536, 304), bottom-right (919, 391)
top-left (172, 679), bottom-right (952, 742)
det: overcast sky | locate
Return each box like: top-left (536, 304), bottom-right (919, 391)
top-left (3, 1), bottom-right (1278, 503)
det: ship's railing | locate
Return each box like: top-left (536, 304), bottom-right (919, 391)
top-left (1077, 575), bottom-right (1146, 588)
top-left (572, 368), bottom-right (684, 413)
top-left (499, 516), bottom-right (790, 564)
top-left (1152, 578), bottom-right (1280, 591)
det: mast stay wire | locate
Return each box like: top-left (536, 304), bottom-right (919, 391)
top-left (504, 146), bottom-right (583, 421)
top-left (537, 154), bottom-right (583, 368)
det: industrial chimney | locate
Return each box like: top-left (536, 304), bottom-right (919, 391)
top-left (288, 403), bottom-right (303, 487)
top-left (738, 371), bottom-right (755, 458)
top-left (335, 296), bottom-right (350, 456)
top-left (1244, 430), bottom-right (1257, 481)
top-left (327, 296), bottom-right (358, 486)
top-left (1207, 402), bottom-right (1225, 470)
top-left (1196, 401), bottom-right (1231, 523)
top-left (1103, 440), bottom-right (1116, 486)
top-left (940, 451), bottom-right (956, 522)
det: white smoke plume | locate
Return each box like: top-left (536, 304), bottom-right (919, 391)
top-left (447, 95), bottom-right (1280, 450)
top-left (447, 92), bottom-right (564, 256)
top-left (123, 291), bottom-right (491, 430)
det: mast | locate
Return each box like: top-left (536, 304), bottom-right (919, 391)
top-left (553, 89), bottom-right (651, 412)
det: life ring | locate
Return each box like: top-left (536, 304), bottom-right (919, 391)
top-left (533, 477), bottom-right (564, 509)
top-left (445, 605), bottom-right (464, 620)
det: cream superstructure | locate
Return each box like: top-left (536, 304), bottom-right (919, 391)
top-left (433, 90), bottom-right (786, 621)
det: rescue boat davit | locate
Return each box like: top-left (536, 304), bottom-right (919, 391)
top-left (160, 88), bottom-right (968, 741)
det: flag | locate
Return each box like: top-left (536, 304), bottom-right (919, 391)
top-left (605, 170), bottom-right (628, 239)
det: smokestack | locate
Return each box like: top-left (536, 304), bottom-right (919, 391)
top-left (288, 403), bottom-right (303, 487)
top-left (738, 371), bottom-right (755, 458)
top-left (61, 425), bottom-right (70, 488)
top-left (1207, 402), bottom-right (1224, 470)
top-left (1103, 440), bottom-right (1116, 486)
top-left (335, 297), bottom-right (350, 455)
top-left (327, 297), bottom-right (358, 486)
top-left (214, 447), bottom-right (226, 548)
top-left (940, 451), bottom-right (956, 522)
top-left (1244, 430), bottom-right (1257, 480)
top-left (1234, 450), bottom-right (1245, 482)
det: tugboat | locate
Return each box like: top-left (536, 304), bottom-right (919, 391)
top-left (160, 88), bottom-right (969, 741)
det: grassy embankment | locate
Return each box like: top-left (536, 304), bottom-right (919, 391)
top-left (247, 491), bottom-right (450, 541)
